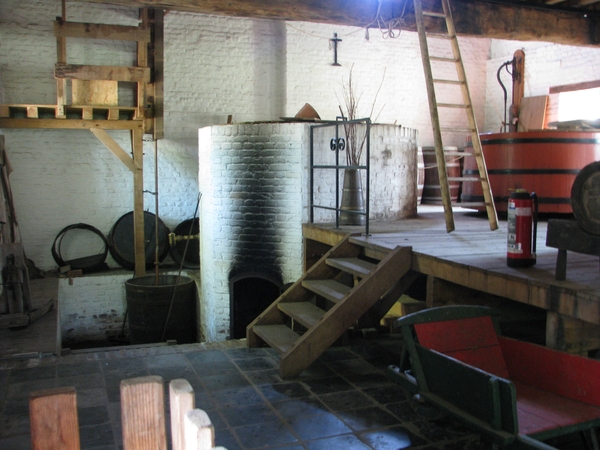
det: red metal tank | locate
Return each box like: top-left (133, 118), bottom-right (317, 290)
top-left (462, 131), bottom-right (600, 213)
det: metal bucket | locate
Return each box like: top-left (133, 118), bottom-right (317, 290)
top-left (125, 275), bottom-right (197, 345)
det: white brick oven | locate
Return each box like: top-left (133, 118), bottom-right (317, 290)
top-left (198, 121), bottom-right (418, 342)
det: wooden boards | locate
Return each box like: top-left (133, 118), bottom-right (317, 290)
top-left (517, 96), bottom-right (548, 131)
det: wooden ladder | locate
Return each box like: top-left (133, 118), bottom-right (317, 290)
top-left (247, 236), bottom-right (412, 379)
top-left (414, 0), bottom-right (498, 232)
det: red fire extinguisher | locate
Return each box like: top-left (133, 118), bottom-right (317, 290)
top-left (507, 189), bottom-right (538, 268)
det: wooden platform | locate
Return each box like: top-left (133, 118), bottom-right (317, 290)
top-left (303, 206), bottom-right (600, 355)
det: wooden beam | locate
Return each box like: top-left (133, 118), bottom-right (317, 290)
top-left (55, 63), bottom-right (151, 83)
top-left (72, 0), bottom-right (600, 46)
top-left (150, 8), bottom-right (165, 139)
top-left (132, 128), bottom-right (146, 277)
top-left (0, 118), bottom-right (143, 130)
top-left (90, 128), bottom-right (136, 172)
top-left (54, 20), bottom-right (151, 42)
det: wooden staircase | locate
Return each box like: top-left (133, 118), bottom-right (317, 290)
top-left (414, 0), bottom-right (498, 233)
top-left (247, 236), bottom-right (412, 379)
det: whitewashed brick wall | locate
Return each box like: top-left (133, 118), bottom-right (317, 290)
top-left (198, 123), bottom-right (308, 341)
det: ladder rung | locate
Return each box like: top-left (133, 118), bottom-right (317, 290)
top-left (426, 32), bottom-right (454, 40)
top-left (441, 127), bottom-right (476, 133)
top-left (442, 151), bottom-right (464, 157)
top-left (448, 176), bottom-right (481, 182)
top-left (460, 202), bottom-right (490, 208)
top-left (438, 103), bottom-right (468, 109)
top-left (430, 56), bottom-right (459, 63)
top-left (423, 10), bottom-right (446, 18)
top-left (433, 79), bottom-right (464, 85)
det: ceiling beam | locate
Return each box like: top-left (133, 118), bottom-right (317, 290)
top-left (73, 0), bottom-right (600, 46)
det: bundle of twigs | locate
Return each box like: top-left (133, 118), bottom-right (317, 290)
top-left (338, 66), bottom-right (386, 166)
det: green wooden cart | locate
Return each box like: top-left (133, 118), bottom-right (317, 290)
top-left (387, 305), bottom-right (600, 449)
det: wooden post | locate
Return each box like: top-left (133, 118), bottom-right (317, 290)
top-left (183, 409), bottom-right (215, 450)
top-left (29, 387), bottom-right (80, 450)
top-left (120, 376), bottom-right (166, 450)
top-left (169, 379), bottom-right (195, 450)
top-left (132, 128), bottom-right (145, 277)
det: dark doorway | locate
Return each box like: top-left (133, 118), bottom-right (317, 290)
top-left (230, 272), bottom-right (282, 339)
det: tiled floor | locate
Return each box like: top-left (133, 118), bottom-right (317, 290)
top-left (0, 334), bottom-right (588, 450)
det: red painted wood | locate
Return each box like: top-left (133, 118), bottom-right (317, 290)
top-left (415, 316), bottom-right (509, 378)
top-left (445, 346), bottom-right (509, 379)
top-left (500, 337), bottom-right (600, 406)
top-left (514, 381), bottom-right (600, 435)
top-left (415, 316), bottom-right (499, 352)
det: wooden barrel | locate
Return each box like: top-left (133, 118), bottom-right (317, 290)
top-left (417, 147), bottom-right (425, 204)
top-left (571, 161), bottom-right (600, 235)
top-left (422, 146), bottom-right (461, 204)
top-left (462, 131), bottom-right (600, 213)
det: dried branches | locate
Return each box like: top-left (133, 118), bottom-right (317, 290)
top-left (338, 66), bottom-right (386, 166)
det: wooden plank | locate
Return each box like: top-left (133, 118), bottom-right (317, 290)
top-left (55, 63), bottom-right (151, 83)
top-left (54, 20), bottom-right (151, 42)
top-left (149, 8), bottom-right (164, 138)
top-left (183, 409), bottom-right (215, 450)
top-left (278, 302), bottom-right (326, 328)
top-left (0, 118), bottom-right (143, 130)
top-left (29, 387), bottom-right (80, 450)
top-left (169, 379), bottom-right (195, 450)
top-left (546, 311), bottom-right (600, 355)
top-left (72, 80), bottom-right (118, 106)
top-left (253, 325), bottom-right (300, 354)
top-left (132, 128), bottom-right (145, 277)
top-left (0, 312), bottom-right (29, 328)
top-left (90, 128), bottom-right (135, 172)
top-left (301, 279), bottom-right (351, 303)
top-left (517, 96), bottom-right (548, 131)
top-left (136, 9), bottom-right (149, 122)
top-left (120, 376), bottom-right (167, 450)
top-left (326, 257), bottom-right (375, 278)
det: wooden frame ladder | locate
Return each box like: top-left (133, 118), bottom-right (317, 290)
top-left (414, 0), bottom-right (498, 232)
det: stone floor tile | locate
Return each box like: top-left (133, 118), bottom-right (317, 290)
top-left (337, 406), bottom-right (401, 432)
top-left (302, 376), bottom-right (354, 395)
top-left (259, 381), bottom-right (312, 402)
top-left (233, 419), bottom-right (298, 449)
top-left (360, 425), bottom-right (429, 450)
top-left (305, 433), bottom-right (371, 450)
top-left (318, 389), bottom-right (375, 412)
top-left (270, 397), bottom-right (328, 422)
top-left (287, 412), bottom-right (352, 441)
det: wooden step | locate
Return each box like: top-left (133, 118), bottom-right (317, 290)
top-left (253, 325), bottom-right (299, 354)
top-left (426, 32), bottom-right (453, 40)
top-left (278, 302), bottom-right (326, 328)
top-left (326, 257), bottom-right (376, 278)
top-left (302, 279), bottom-right (351, 303)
